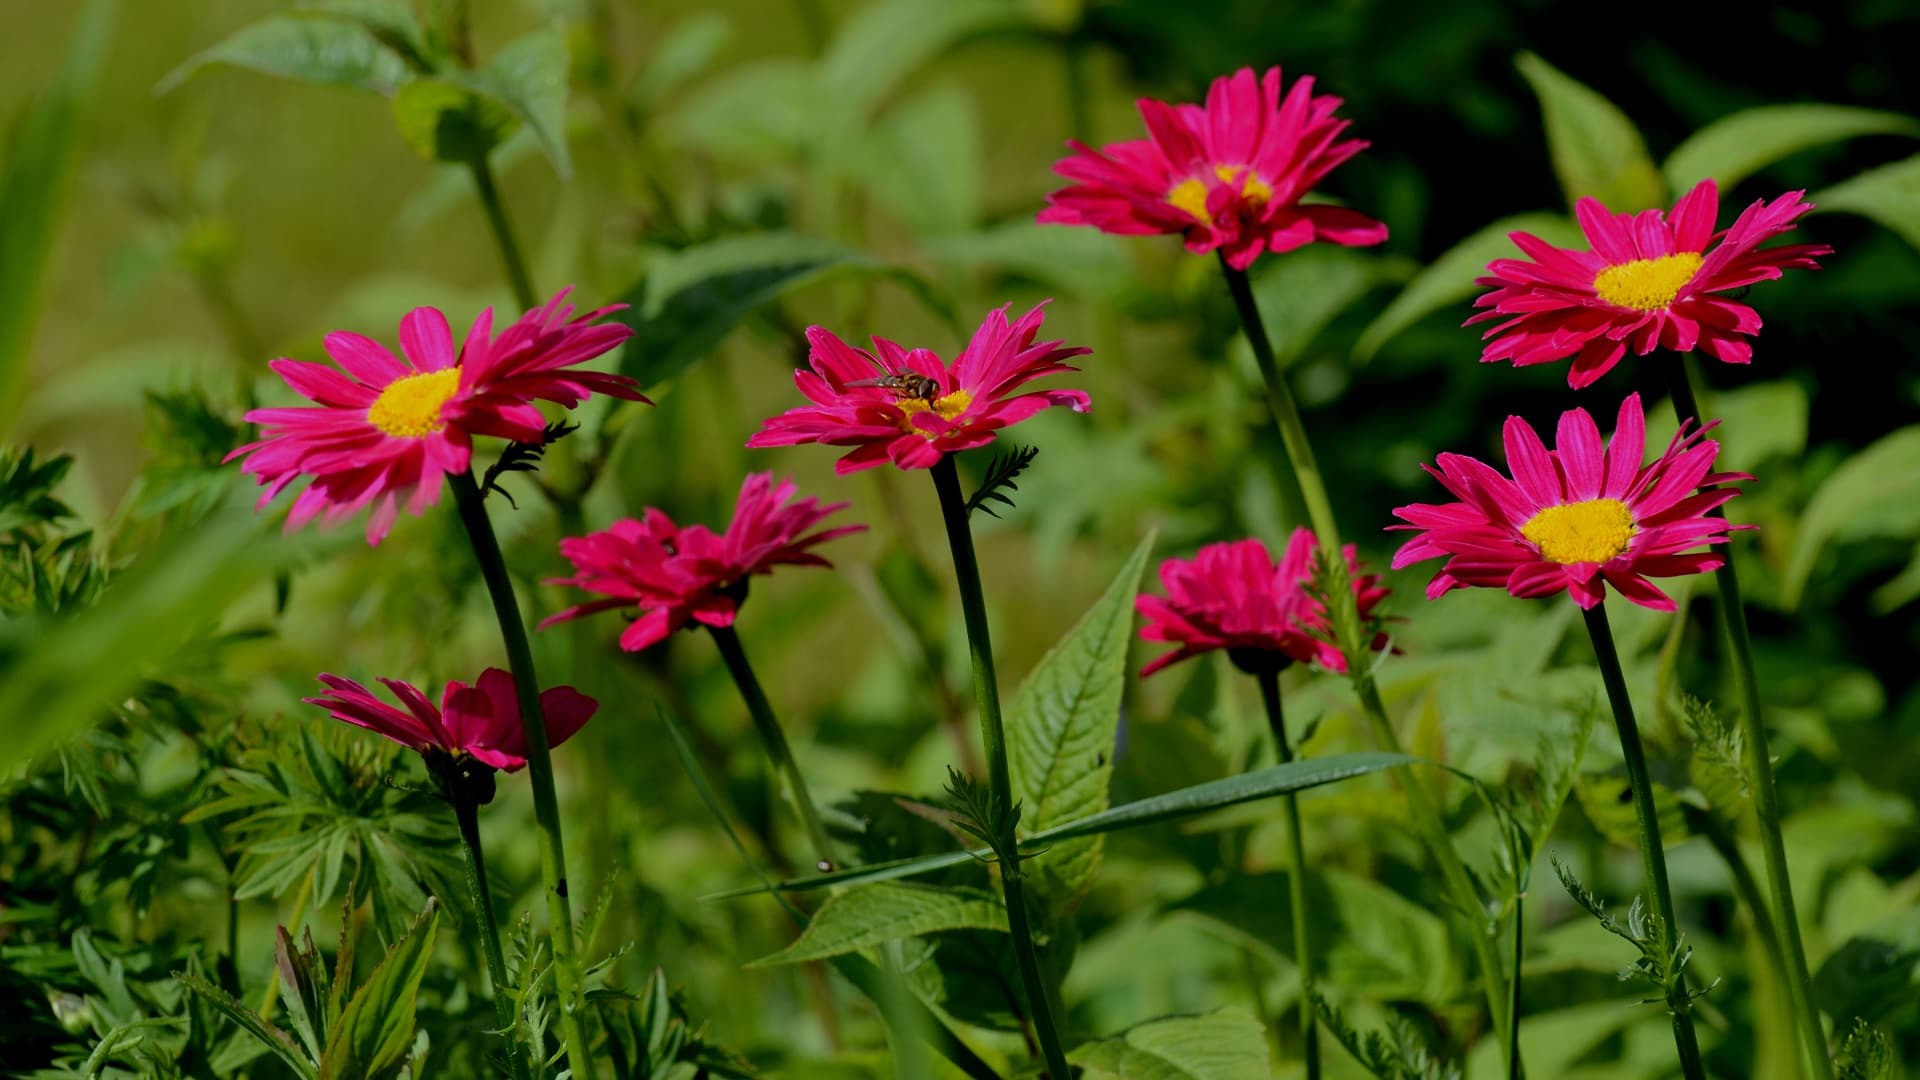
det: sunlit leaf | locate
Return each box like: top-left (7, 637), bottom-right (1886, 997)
top-left (1664, 105), bottom-right (1920, 192)
top-left (1816, 153), bottom-right (1920, 253)
top-left (1782, 425), bottom-right (1920, 608)
top-left (1515, 52), bottom-right (1663, 211)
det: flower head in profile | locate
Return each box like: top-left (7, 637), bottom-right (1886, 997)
top-left (1137, 527), bottom-right (1389, 677)
top-left (541, 473), bottom-right (865, 652)
top-left (1470, 179), bottom-right (1829, 388)
top-left (1389, 394), bottom-right (1749, 611)
top-left (1039, 66), bottom-right (1387, 269)
top-left (227, 287), bottom-right (645, 544)
top-left (305, 667), bottom-right (597, 774)
top-left (747, 302), bottom-right (1091, 474)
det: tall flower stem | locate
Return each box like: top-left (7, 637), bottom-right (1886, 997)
top-left (1219, 256), bottom-right (1516, 1054)
top-left (1664, 359), bottom-right (1832, 1080)
top-left (1580, 602), bottom-right (1707, 1080)
top-left (442, 769), bottom-right (533, 1080)
top-left (1253, 667), bottom-right (1319, 1079)
top-left (707, 623), bottom-right (841, 873)
top-left (449, 470), bottom-right (597, 1079)
top-left (467, 152), bottom-right (538, 311)
top-left (929, 454), bottom-right (1073, 1080)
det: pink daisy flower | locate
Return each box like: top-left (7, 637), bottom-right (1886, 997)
top-left (305, 667), bottom-right (597, 773)
top-left (1137, 527), bottom-right (1389, 678)
top-left (1038, 66), bottom-right (1387, 270)
top-left (227, 287), bottom-right (646, 544)
top-left (540, 472), bottom-right (865, 652)
top-left (1469, 179), bottom-right (1830, 389)
top-left (746, 302), bottom-right (1091, 474)
top-left (1389, 394), bottom-right (1750, 611)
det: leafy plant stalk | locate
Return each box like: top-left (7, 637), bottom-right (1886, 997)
top-left (443, 771), bottom-right (532, 1080)
top-left (707, 623), bottom-right (840, 872)
top-left (1580, 602), bottom-right (1706, 1080)
top-left (1254, 667), bottom-right (1320, 1079)
top-left (1664, 357), bottom-right (1832, 1080)
top-left (468, 149), bottom-right (538, 311)
top-left (1219, 255), bottom-right (1516, 1054)
top-left (448, 469), bottom-right (597, 1079)
top-left (929, 453), bottom-right (1073, 1080)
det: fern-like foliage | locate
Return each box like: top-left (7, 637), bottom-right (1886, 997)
top-left (1836, 1018), bottom-right (1898, 1080)
top-left (480, 421), bottom-right (579, 507)
top-left (964, 444), bottom-right (1038, 519)
top-left (1551, 855), bottom-right (1715, 1009)
top-left (1680, 693), bottom-right (1749, 802)
top-left (1314, 995), bottom-right (1461, 1080)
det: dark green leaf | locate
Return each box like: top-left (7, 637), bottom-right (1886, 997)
top-left (389, 77), bottom-right (512, 163)
top-left (445, 24), bottom-right (572, 177)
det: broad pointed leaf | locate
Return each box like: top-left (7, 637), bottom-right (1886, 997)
top-left (1516, 52), bottom-right (1663, 211)
top-left (446, 25), bottom-right (571, 177)
top-left (159, 15), bottom-right (412, 96)
top-left (1354, 213), bottom-right (1580, 362)
top-left (1816, 153), bottom-right (1920, 253)
top-left (748, 883), bottom-right (1007, 966)
top-left (1664, 105), bottom-right (1920, 192)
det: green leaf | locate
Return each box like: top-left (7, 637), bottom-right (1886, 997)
top-left (1782, 425), bottom-right (1920, 609)
top-left (1008, 533), bottom-right (1154, 910)
top-left (923, 221), bottom-right (1137, 301)
top-left (630, 13), bottom-right (732, 108)
top-left (1515, 52), bottom-right (1663, 211)
top-left (1664, 105), bottom-right (1920, 192)
top-left (176, 973), bottom-right (317, 1078)
top-left (276, 927), bottom-right (333, 1063)
top-left (1353, 213), bottom-right (1580, 362)
top-left (1461, 1000), bottom-right (1648, 1077)
top-left (445, 24), bottom-right (572, 178)
top-left (748, 883), bottom-right (1007, 966)
top-left (0, 0), bottom-right (114, 428)
top-left (1835, 1019), bottom-right (1902, 1080)
top-left (1070, 1007), bottom-right (1272, 1080)
top-left (854, 81), bottom-right (983, 235)
top-left (389, 78), bottom-right (513, 163)
top-left (666, 58), bottom-right (819, 162)
top-left (319, 899), bottom-right (439, 1079)
top-left (1816, 154), bottom-right (1920, 253)
top-left (1710, 379), bottom-right (1808, 473)
top-left (295, 1), bottom-right (430, 67)
top-left (159, 14), bottom-right (413, 96)
top-left (817, 0), bottom-right (1032, 128)
top-left (1237, 247), bottom-right (1401, 369)
top-left (1814, 905), bottom-right (1920, 1025)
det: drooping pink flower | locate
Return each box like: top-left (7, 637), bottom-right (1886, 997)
top-left (1389, 394), bottom-right (1749, 611)
top-left (305, 667), bottom-right (597, 772)
top-left (1469, 179), bottom-right (1829, 388)
top-left (227, 287), bottom-right (646, 544)
top-left (1137, 527), bottom-right (1388, 677)
top-left (1039, 66), bottom-right (1387, 270)
top-left (746, 302), bottom-right (1091, 474)
top-left (540, 473), bottom-right (865, 652)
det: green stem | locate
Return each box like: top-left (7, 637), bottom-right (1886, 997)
top-left (1695, 810), bottom-right (1789, 990)
top-left (1254, 667), bottom-right (1319, 1080)
top-left (1580, 602), bottom-right (1707, 1080)
top-left (929, 454), bottom-right (1073, 1080)
top-left (1664, 359), bottom-right (1831, 1080)
top-left (449, 470), bottom-right (597, 1079)
top-left (1508, 893), bottom-right (1524, 1080)
top-left (1219, 256), bottom-right (1516, 1057)
top-left (467, 152), bottom-right (538, 311)
top-left (447, 778), bottom-right (533, 1080)
top-left (707, 623), bottom-right (841, 873)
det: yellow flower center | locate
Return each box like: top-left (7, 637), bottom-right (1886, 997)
top-left (1520, 498), bottom-right (1638, 565)
top-left (897, 389), bottom-right (973, 433)
top-left (1591, 252), bottom-right (1704, 312)
top-left (1165, 165), bottom-right (1272, 224)
top-left (367, 368), bottom-right (461, 437)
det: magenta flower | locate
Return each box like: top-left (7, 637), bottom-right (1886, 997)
top-left (1039, 66), bottom-right (1386, 270)
top-left (1137, 527), bottom-right (1388, 677)
top-left (305, 668), bottom-right (597, 772)
top-left (747, 302), bottom-right (1091, 474)
top-left (541, 472), bottom-right (865, 652)
top-left (1469, 179), bottom-right (1829, 388)
top-left (227, 287), bottom-right (646, 544)
top-left (1389, 394), bottom-right (1749, 611)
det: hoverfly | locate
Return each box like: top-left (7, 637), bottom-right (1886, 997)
top-left (844, 371), bottom-right (941, 402)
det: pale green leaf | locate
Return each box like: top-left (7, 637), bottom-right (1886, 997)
top-left (1782, 426), bottom-right (1920, 608)
top-left (446, 24), bottom-right (571, 177)
top-left (1515, 52), bottom-right (1664, 211)
top-left (1353, 213), bottom-right (1580, 362)
top-left (1071, 1007), bottom-right (1272, 1080)
top-left (855, 81), bottom-right (983, 235)
top-left (666, 59), bottom-right (819, 162)
top-left (631, 13), bottom-right (732, 107)
top-left (922, 221), bottom-right (1137, 301)
top-left (1816, 154), bottom-right (1920, 253)
top-left (319, 900), bottom-right (439, 1079)
top-left (1008, 533), bottom-right (1154, 909)
top-left (159, 14), bottom-right (412, 96)
top-left (1664, 105), bottom-right (1920, 192)
top-left (748, 883), bottom-right (1006, 966)
top-left (1709, 379), bottom-right (1808, 472)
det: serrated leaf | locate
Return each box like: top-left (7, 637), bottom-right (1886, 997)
top-left (445, 24), bottom-right (571, 177)
top-left (319, 899), bottom-right (438, 1079)
top-left (1816, 153), bottom-right (1920, 253)
top-left (159, 15), bottom-right (413, 96)
top-left (1664, 105), bottom-right (1920, 192)
top-left (748, 883), bottom-right (1006, 966)
top-left (1354, 213), bottom-right (1580, 361)
top-left (1070, 1007), bottom-right (1271, 1080)
top-left (1008, 533), bottom-right (1154, 910)
top-left (1782, 425), bottom-right (1920, 608)
top-left (1515, 52), bottom-right (1663, 211)
top-left (177, 973), bottom-right (317, 1078)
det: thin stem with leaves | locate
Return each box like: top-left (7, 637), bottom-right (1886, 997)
top-left (1663, 356), bottom-right (1832, 1080)
top-left (439, 762), bottom-right (532, 1080)
top-left (929, 453), bottom-right (1073, 1080)
top-left (448, 469), bottom-right (597, 1079)
top-left (707, 623), bottom-right (840, 873)
top-left (1254, 666), bottom-right (1320, 1079)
